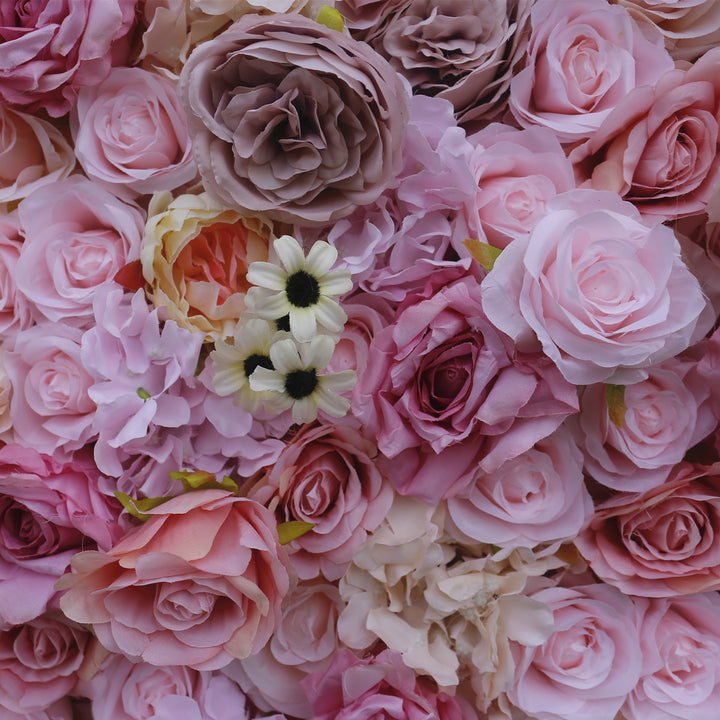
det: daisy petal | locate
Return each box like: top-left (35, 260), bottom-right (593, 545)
top-left (305, 241), bottom-right (338, 276)
top-left (305, 334), bottom-right (336, 369)
top-left (252, 291), bottom-right (291, 320)
top-left (270, 338), bottom-right (302, 374)
top-left (290, 307), bottom-right (318, 343)
top-left (274, 235), bottom-right (306, 274)
top-left (211, 366), bottom-right (246, 395)
top-left (246, 262), bottom-right (287, 291)
top-left (319, 369), bottom-right (357, 393)
top-left (319, 269), bottom-right (353, 297)
top-left (292, 397), bottom-right (318, 424)
top-left (315, 386), bottom-right (351, 417)
top-left (249, 367), bottom-right (285, 393)
top-left (315, 296), bottom-right (347, 334)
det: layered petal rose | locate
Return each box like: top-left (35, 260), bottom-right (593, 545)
top-left (58, 490), bottom-right (291, 671)
top-left (179, 13), bottom-right (409, 225)
top-left (481, 189), bottom-right (707, 385)
top-left (0, 213), bottom-right (33, 341)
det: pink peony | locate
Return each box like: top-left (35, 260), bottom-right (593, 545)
top-left (58, 490), bottom-right (291, 670)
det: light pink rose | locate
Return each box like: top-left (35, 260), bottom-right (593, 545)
top-left (16, 176), bottom-right (144, 329)
top-left (465, 124), bottom-right (576, 249)
top-left (446, 427), bottom-right (592, 550)
top-left (509, 0), bottom-right (674, 142)
top-left (575, 462), bottom-right (720, 596)
top-left (249, 419), bottom-right (393, 580)
top-left (58, 490), bottom-right (291, 671)
top-left (571, 48), bottom-right (720, 220)
top-left (508, 583), bottom-right (642, 720)
top-left (0, 0), bottom-right (137, 117)
top-left (0, 213), bottom-right (33, 341)
top-left (625, 593), bottom-right (720, 720)
top-left (71, 67), bottom-right (196, 197)
top-left (0, 106), bottom-right (74, 204)
top-left (481, 189), bottom-right (707, 385)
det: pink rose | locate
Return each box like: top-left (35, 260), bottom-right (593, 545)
top-left (0, 615), bottom-right (89, 714)
top-left (16, 176), bottom-right (144, 329)
top-left (575, 462), bottom-right (720, 596)
top-left (481, 189), bottom-right (707, 385)
top-left (507, 583), bottom-right (642, 720)
top-left (509, 0), bottom-right (673, 142)
top-left (0, 213), bottom-right (33, 341)
top-left (0, 0), bottom-right (137, 117)
top-left (71, 67), bottom-right (196, 197)
top-left (58, 490), bottom-right (291, 670)
top-left (571, 48), bottom-right (720, 220)
top-left (249, 419), bottom-right (393, 580)
top-left (625, 593), bottom-right (720, 720)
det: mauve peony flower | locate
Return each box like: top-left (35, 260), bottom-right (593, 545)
top-left (179, 13), bottom-right (409, 225)
top-left (481, 189), bottom-right (708, 385)
top-left (58, 489), bottom-right (291, 671)
top-left (0, 0), bottom-right (138, 117)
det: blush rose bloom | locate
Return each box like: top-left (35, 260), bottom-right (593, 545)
top-left (509, 0), bottom-right (673, 142)
top-left (71, 67), bottom-right (196, 198)
top-left (576, 462), bottom-right (720, 596)
top-left (179, 13), bottom-right (409, 225)
top-left (507, 583), bottom-right (642, 720)
top-left (58, 490), bottom-right (291, 671)
top-left (0, 213), bottom-right (33, 341)
top-left (0, 0), bottom-right (137, 117)
top-left (481, 189), bottom-right (707, 385)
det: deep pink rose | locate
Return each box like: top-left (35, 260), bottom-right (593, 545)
top-left (58, 490), bottom-right (291, 670)
top-left (571, 48), bottom-right (720, 220)
top-left (0, 615), bottom-right (88, 714)
top-left (481, 189), bottom-right (707, 385)
top-left (71, 67), bottom-right (196, 197)
top-left (509, 0), bottom-right (673, 142)
top-left (575, 463), bottom-right (720, 596)
top-left (0, 0), bottom-right (137, 117)
top-left (508, 583), bottom-right (642, 720)
top-left (354, 270), bottom-right (578, 503)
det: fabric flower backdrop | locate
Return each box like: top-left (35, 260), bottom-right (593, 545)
top-left (2, 1), bottom-right (720, 719)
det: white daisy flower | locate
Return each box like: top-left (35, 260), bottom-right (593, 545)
top-left (246, 234), bottom-right (353, 343)
top-left (249, 335), bottom-right (356, 424)
top-left (210, 317), bottom-right (291, 414)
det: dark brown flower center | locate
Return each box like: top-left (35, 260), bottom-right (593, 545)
top-left (243, 353), bottom-right (274, 378)
top-left (286, 270), bottom-right (320, 307)
top-left (285, 369), bottom-right (318, 399)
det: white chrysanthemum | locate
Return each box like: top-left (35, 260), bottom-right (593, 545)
top-left (246, 235), bottom-right (353, 343)
top-left (210, 317), bottom-right (291, 414)
top-left (249, 335), bottom-right (356, 424)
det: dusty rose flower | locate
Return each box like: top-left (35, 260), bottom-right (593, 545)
top-left (179, 13), bottom-right (409, 225)
top-left (58, 490), bottom-right (291, 670)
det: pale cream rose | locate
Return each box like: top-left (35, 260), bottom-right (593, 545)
top-left (141, 191), bottom-right (272, 340)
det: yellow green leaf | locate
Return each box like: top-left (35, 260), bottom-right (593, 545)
top-left (277, 520), bottom-right (315, 545)
top-left (113, 491), bottom-right (172, 521)
top-left (605, 384), bottom-right (626, 429)
top-left (316, 5), bottom-right (345, 32)
top-left (463, 238), bottom-right (503, 272)
top-left (170, 470), bottom-right (239, 495)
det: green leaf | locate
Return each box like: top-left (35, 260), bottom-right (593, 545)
top-left (489, 544), bottom-right (501, 555)
top-left (169, 470), bottom-right (239, 495)
top-left (316, 5), bottom-right (345, 32)
top-left (136, 387), bottom-right (151, 400)
top-left (605, 384), bottom-right (626, 429)
top-left (463, 238), bottom-right (503, 272)
top-left (277, 520), bottom-right (315, 545)
top-left (113, 491), bottom-right (172, 521)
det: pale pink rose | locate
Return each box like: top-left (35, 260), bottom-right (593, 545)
top-left (508, 583), bottom-right (642, 720)
top-left (3, 701), bottom-right (72, 720)
top-left (481, 189), bottom-right (707, 385)
top-left (0, 213), bottom-right (33, 340)
top-left (625, 593), bottom-right (720, 720)
top-left (354, 269), bottom-right (578, 503)
top-left (4, 324), bottom-right (96, 459)
top-left (16, 176), bottom-right (144, 329)
top-left (0, 106), bottom-right (74, 204)
top-left (58, 490), bottom-right (291, 671)
top-left (71, 67), bottom-right (196, 197)
top-left (465, 124), bottom-right (576, 249)
top-left (571, 48), bottom-right (720, 220)
top-left (570, 358), bottom-right (715, 492)
top-left (249, 419), bottom-right (393, 580)
top-left (509, 0), bottom-right (674, 142)
top-left (0, 615), bottom-right (89, 714)
top-left (446, 427), bottom-right (592, 550)
top-left (0, 0), bottom-right (137, 117)
top-left (226, 582), bottom-right (344, 718)
top-left (575, 462), bottom-right (720, 596)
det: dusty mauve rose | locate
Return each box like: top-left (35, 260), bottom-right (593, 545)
top-left (575, 462), bottom-right (720, 596)
top-left (0, 0), bottom-right (137, 117)
top-left (58, 489), bottom-right (291, 671)
top-left (71, 67), bottom-right (196, 198)
top-left (179, 13), bottom-right (409, 225)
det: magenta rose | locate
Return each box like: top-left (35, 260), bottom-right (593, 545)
top-left (507, 583), bottom-right (642, 720)
top-left (481, 189), bottom-right (707, 385)
top-left (576, 462), bottom-right (720, 596)
top-left (353, 269), bottom-right (578, 502)
top-left (58, 490), bottom-right (291, 670)
top-left (509, 0), bottom-right (673, 142)
top-left (179, 13), bottom-right (409, 225)
top-left (71, 67), bottom-right (196, 197)
top-left (0, 0), bottom-right (137, 117)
